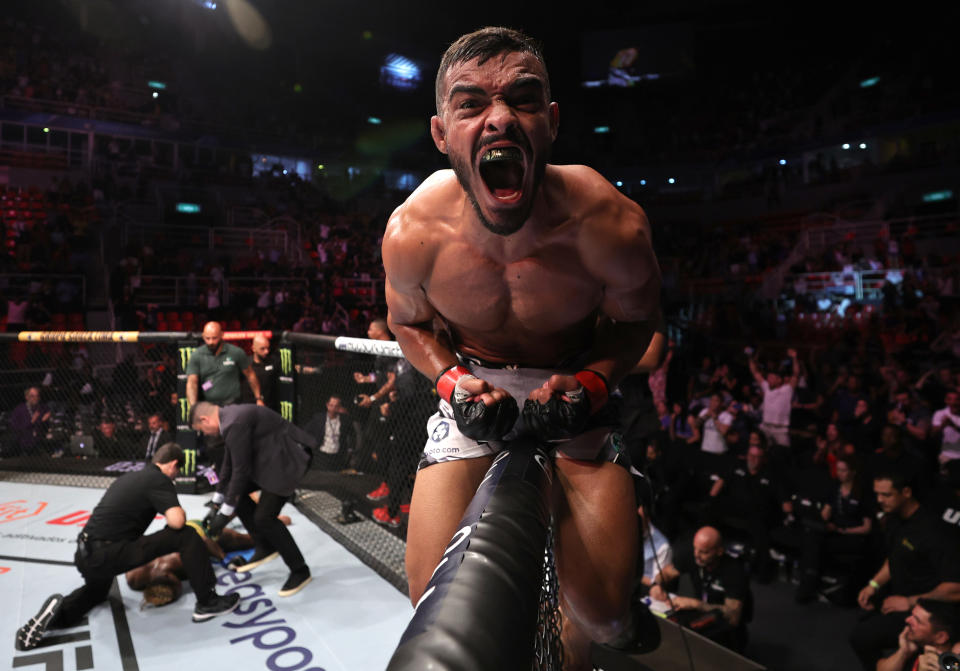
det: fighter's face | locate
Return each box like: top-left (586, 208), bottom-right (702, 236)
top-left (432, 51), bottom-right (558, 236)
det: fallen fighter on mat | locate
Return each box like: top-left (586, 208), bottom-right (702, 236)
top-left (126, 511), bottom-right (292, 607)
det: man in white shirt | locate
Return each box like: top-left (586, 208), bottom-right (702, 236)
top-left (637, 498), bottom-right (674, 589)
top-left (748, 348), bottom-right (799, 449)
top-left (304, 395), bottom-right (356, 471)
top-left (698, 394), bottom-right (733, 455)
top-left (932, 390), bottom-right (960, 465)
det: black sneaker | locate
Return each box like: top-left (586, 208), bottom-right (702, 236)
top-left (230, 550), bottom-right (279, 573)
top-left (192, 592), bottom-right (240, 623)
top-left (278, 570), bottom-right (312, 597)
top-left (16, 594), bottom-right (64, 651)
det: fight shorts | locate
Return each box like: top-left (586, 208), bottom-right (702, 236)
top-left (419, 361), bottom-right (630, 470)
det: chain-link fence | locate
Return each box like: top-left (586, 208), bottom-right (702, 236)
top-left (0, 328), bottom-right (565, 667)
top-left (0, 329), bottom-right (433, 584)
top-left (0, 333), bottom-right (184, 483)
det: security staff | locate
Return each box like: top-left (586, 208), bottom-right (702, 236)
top-left (241, 334), bottom-right (279, 410)
top-left (186, 321), bottom-right (264, 408)
top-left (849, 469), bottom-right (960, 670)
top-left (192, 402), bottom-right (315, 597)
top-left (16, 443), bottom-right (240, 651)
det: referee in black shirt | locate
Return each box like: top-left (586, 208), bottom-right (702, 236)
top-left (16, 443), bottom-right (239, 651)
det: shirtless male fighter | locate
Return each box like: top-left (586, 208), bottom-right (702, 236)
top-left (382, 26), bottom-right (661, 670)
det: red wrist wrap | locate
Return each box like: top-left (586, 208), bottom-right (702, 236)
top-left (436, 364), bottom-right (471, 403)
top-left (575, 369), bottom-right (609, 413)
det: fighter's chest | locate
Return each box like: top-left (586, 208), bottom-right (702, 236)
top-left (426, 244), bottom-right (600, 330)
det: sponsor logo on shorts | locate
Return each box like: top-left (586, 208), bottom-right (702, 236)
top-left (431, 421), bottom-right (450, 442)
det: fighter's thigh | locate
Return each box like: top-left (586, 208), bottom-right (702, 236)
top-left (404, 456), bottom-right (494, 605)
top-left (552, 458), bottom-right (637, 622)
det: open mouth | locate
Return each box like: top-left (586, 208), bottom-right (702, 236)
top-left (479, 147), bottom-right (525, 202)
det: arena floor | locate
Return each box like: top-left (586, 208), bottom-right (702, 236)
top-left (2, 480), bottom-right (411, 671)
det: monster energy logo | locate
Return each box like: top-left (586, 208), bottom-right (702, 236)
top-left (280, 348), bottom-right (293, 375)
top-left (179, 346), bottom-right (196, 370)
top-left (180, 398), bottom-right (190, 422)
top-left (280, 401), bottom-right (293, 421)
top-left (182, 448), bottom-right (196, 475)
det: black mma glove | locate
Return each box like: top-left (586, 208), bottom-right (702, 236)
top-left (205, 512), bottom-right (231, 540)
top-left (436, 364), bottom-right (519, 442)
top-left (521, 369), bottom-right (609, 441)
top-left (202, 495), bottom-right (222, 530)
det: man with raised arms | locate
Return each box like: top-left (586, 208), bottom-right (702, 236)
top-left (382, 26), bottom-right (661, 669)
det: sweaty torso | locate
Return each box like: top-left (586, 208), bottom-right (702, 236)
top-left (387, 165), bottom-right (648, 366)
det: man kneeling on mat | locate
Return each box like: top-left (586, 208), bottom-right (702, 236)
top-left (16, 443), bottom-right (240, 651)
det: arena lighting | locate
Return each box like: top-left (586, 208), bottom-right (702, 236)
top-left (367, 117), bottom-right (382, 125)
top-left (593, 126), bottom-right (610, 134)
top-left (640, 179), bottom-right (646, 185)
top-left (381, 53), bottom-right (422, 90)
top-left (152, 91), bottom-right (159, 99)
top-left (842, 143), bottom-right (851, 149)
top-left (615, 180), bottom-right (623, 187)
top-left (176, 203), bottom-right (202, 214)
top-left (317, 164), bottom-right (324, 170)
top-left (859, 143), bottom-right (867, 149)
top-left (668, 178), bottom-right (675, 184)
top-left (923, 190), bottom-right (954, 202)
top-left (860, 76), bottom-right (880, 87)
top-left (779, 159), bottom-right (787, 165)
top-left (147, 81), bottom-right (166, 90)
top-left (42, 127), bottom-right (49, 133)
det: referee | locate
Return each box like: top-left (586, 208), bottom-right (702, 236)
top-left (15, 443), bottom-right (240, 651)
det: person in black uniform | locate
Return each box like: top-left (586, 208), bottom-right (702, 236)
top-left (352, 318), bottom-right (398, 497)
top-left (15, 443), bottom-right (240, 651)
top-left (793, 454), bottom-right (874, 604)
top-left (849, 468), bottom-right (960, 670)
top-left (650, 525), bottom-right (752, 652)
top-left (710, 441), bottom-right (789, 582)
top-left (191, 401), bottom-right (316, 597)
top-left (241, 334), bottom-right (279, 410)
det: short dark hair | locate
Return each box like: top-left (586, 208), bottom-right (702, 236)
top-left (188, 401), bottom-right (217, 427)
top-left (435, 26), bottom-right (549, 114)
top-left (918, 598), bottom-right (960, 641)
top-left (152, 442), bottom-right (184, 466)
top-left (873, 467), bottom-right (918, 494)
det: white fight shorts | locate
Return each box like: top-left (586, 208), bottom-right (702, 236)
top-left (419, 362), bottom-right (628, 470)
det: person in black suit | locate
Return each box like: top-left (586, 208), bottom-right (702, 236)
top-left (142, 413), bottom-right (174, 461)
top-left (191, 402), bottom-right (316, 597)
top-left (303, 395), bottom-right (357, 471)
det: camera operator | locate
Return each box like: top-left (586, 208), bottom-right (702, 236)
top-left (876, 599), bottom-right (958, 671)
